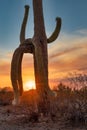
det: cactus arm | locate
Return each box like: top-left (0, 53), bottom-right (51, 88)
top-left (20, 5), bottom-right (29, 44)
top-left (47, 17), bottom-right (61, 43)
top-left (20, 38), bottom-right (34, 53)
top-left (11, 48), bottom-right (21, 105)
top-left (11, 42), bottom-right (34, 105)
top-left (18, 41), bottom-right (34, 96)
top-left (17, 53), bottom-right (23, 96)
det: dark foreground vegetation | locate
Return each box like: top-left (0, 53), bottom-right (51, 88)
top-left (0, 80), bottom-right (87, 130)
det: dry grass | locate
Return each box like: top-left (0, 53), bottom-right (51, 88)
top-left (0, 81), bottom-right (87, 129)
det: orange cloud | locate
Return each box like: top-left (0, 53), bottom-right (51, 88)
top-left (49, 46), bottom-right (83, 59)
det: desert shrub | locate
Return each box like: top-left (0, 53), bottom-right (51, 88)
top-left (64, 98), bottom-right (87, 125)
top-left (0, 89), bottom-right (13, 106)
top-left (57, 82), bottom-right (71, 92)
top-left (67, 72), bottom-right (87, 90)
top-left (49, 79), bottom-right (87, 125)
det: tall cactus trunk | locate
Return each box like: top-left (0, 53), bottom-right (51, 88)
top-left (33, 43), bottom-right (50, 113)
top-left (32, 0), bottom-right (51, 113)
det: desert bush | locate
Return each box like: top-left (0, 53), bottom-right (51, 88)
top-left (49, 80), bottom-right (87, 125)
top-left (0, 91), bottom-right (13, 106)
top-left (64, 98), bottom-right (87, 125)
top-left (67, 72), bottom-right (87, 90)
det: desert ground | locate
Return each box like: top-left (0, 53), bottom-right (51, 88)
top-left (0, 87), bottom-right (87, 130)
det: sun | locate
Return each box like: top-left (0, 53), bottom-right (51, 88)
top-left (24, 80), bottom-right (36, 91)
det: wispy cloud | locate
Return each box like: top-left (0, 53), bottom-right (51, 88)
top-left (48, 29), bottom-right (87, 55)
top-left (50, 46), bottom-right (83, 59)
top-left (48, 29), bottom-right (87, 82)
top-left (75, 29), bottom-right (87, 36)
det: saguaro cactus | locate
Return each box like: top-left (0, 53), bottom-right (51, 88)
top-left (11, 0), bottom-right (61, 113)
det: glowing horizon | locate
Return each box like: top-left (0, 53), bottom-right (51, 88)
top-left (23, 80), bottom-right (36, 91)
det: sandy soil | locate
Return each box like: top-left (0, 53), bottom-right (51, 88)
top-left (0, 105), bottom-right (86, 130)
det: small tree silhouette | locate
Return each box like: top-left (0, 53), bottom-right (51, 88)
top-left (11, 0), bottom-right (61, 114)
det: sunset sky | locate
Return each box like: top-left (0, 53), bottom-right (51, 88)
top-left (0, 0), bottom-right (87, 90)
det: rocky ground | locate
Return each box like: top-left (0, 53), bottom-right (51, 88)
top-left (0, 105), bottom-right (87, 130)
top-left (0, 89), bottom-right (87, 130)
